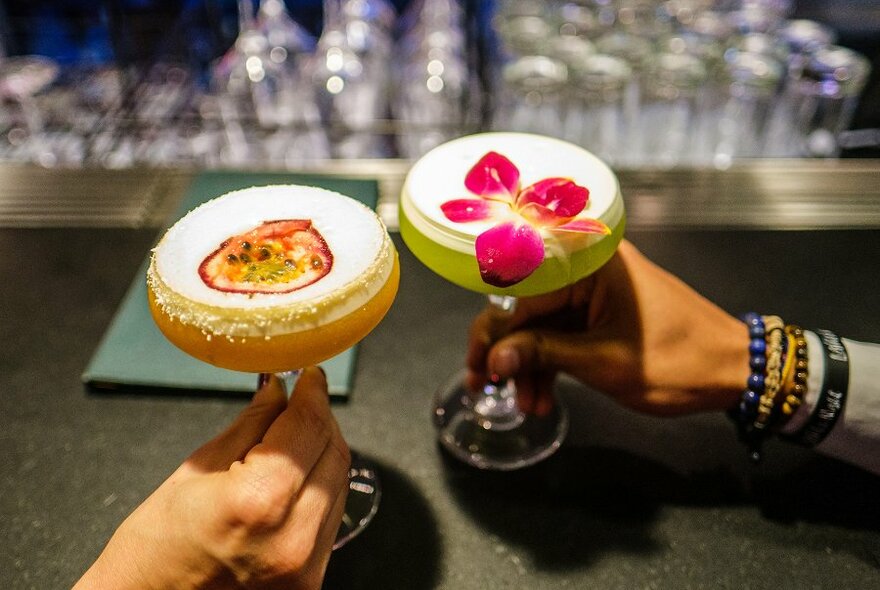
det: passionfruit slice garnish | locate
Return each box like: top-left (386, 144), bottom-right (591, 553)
top-left (198, 219), bottom-right (332, 294)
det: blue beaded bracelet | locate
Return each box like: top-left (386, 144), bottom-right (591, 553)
top-left (739, 312), bottom-right (766, 423)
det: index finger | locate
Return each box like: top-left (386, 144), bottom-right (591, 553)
top-left (240, 367), bottom-right (339, 491)
top-left (465, 288), bottom-right (567, 391)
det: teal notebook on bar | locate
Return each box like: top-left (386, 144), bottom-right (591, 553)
top-left (82, 171), bottom-right (380, 399)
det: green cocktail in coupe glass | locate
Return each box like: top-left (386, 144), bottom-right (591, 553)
top-left (399, 132), bottom-right (625, 469)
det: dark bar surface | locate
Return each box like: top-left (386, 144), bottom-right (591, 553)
top-left (2, 164), bottom-right (879, 589)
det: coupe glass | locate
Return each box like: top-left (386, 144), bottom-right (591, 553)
top-left (147, 185), bottom-right (399, 547)
top-left (399, 132), bottom-right (625, 470)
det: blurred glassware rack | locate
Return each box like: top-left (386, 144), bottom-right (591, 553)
top-left (0, 0), bottom-right (876, 170)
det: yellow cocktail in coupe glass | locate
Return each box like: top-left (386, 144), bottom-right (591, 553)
top-left (148, 184), bottom-right (399, 547)
top-left (400, 132), bottom-right (624, 470)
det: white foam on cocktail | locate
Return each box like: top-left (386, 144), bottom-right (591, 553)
top-left (401, 132), bottom-right (624, 255)
top-left (149, 185), bottom-right (395, 338)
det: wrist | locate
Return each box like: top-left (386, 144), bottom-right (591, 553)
top-left (74, 517), bottom-right (218, 590)
top-left (705, 314), bottom-right (751, 412)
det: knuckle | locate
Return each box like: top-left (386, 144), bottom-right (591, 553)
top-left (294, 398), bottom-right (333, 435)
top-left (226, 464), bottom-right (291, 531)
top-left (280, 534), bottom-right (320, 573)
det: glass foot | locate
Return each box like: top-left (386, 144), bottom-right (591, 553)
top-left (333, 451), bottom-right (381, 549)
top-left (432, 370), bottom-right (569, 470)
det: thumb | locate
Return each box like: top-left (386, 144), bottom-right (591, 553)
top-left (486, 330), bottom-right (561, 416)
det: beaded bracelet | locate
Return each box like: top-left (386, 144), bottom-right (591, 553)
top-left (736, 313), bottom-right (767, 424)
top-left (731, 313), bottom-right (773, 461)
top-left (731, 315), bottom-right (812, 462)
top-left (754, 315), bottom-right (785, 430)
top-left (784, 329), bottom-right (848, 447)
top-left (779, 325), bottom-right (808, 420)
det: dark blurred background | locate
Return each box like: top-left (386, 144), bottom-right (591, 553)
top-left (0, 0), bottom-right (878, 157)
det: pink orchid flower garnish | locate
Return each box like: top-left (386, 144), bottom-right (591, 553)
top-left (440, 151), bottom-right (610, 288)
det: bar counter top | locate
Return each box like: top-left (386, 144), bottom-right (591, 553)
top-left (2, 161), bottom-right (879, 589)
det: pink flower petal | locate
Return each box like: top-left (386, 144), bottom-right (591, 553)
top-left (440, 198), bottom-right (507, 223)
top-left (475, 222), bottom-right (545, 288)
top-left (517, 178), bottom-right (588, 218)
top-left (554, 218), bottom-right (611, 234)
top-left (464, 152), bottom-right (520, 202)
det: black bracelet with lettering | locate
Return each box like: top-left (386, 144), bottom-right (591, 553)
top-left (784, 329), bottom-right (849, 447)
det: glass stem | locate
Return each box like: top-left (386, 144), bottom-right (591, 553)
top-left (322, 0), bottom-right (344, 30)
top-left (471, 295), bottom-right (523, 429)
top-left (238, 0), bottom-right (256, 31)
top-left (258, 369), bottom-right (302, 398)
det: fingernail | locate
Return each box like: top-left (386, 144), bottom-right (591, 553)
top-left (253, 373), bottom-right (285, 403)
top-left (258, 373), bottom-right (272, 389)
top-left (492, 346), bottom-right (520, 378)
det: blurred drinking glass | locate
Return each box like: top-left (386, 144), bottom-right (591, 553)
top-left (258, 0), bottom-right (316, 61)
top-left (763, 19), bottom-right (836, 157)
top-left (657, 33), bottom-right (725, 166)
top-left (640, 52), bottom-right (708, 167)
top-left (127, 63), bottom-right (197, 167)
top-left (555, 1), bottom-right (604, 39)
top-left (565, 53), bottom-right (631, 165)
top-left (738, 0), bottom-right (793, 19)
top-left (682, 10), bottom-right (735, 47)
top-left (726, 3), bottom-right (785, 35)
top-left (208, 0), bottom-right (330, 166)
top-left (0, 55), bottom-right (59, 165)
top-left (208, 0), bottom-right (282, 164)
top-left (595, 30), bottom-right (653, 166)
top-left (495, 14), bottom-right (554, 59)
top-left (541, 35), bottom-right (597, 71)
top-left (784, 46), bottom-right (871, 158)
top-left (662, 0), bottom-right (717, 30)
top-left (777, 19), bottom-right (836, 79)
top-left (712, 51), bottom-right (782, 167)
top-left (257, 0), bottom-right (328, 165)
top-left (311, 0), bottom-right (394, 158)
top-left (616, 0), bottom-right (674, 41)
top-left (393, 0), bottom-right (471, 159)
top-left (492, 55), bottom-right (568, 138)
top-left (732, 32), bottom-right (791, 72)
